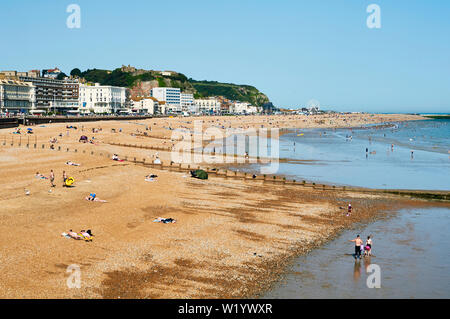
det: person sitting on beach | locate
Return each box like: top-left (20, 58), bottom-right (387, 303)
top-left (112, 154), bottom-right (119, 161)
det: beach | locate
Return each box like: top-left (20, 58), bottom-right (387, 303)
top-left (0, 112), bottom-right (444, 299)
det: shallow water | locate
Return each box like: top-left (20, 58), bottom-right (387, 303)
top-left (250, 119), bottom-right (450, 190)
top-left (263, 207), bottom-right (450, 299)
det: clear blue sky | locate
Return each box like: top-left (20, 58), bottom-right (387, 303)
top-left (1, 0), bottom-right (449, 113)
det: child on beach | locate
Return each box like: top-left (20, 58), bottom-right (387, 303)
top-left (364, 236), bottom-right (373, 256)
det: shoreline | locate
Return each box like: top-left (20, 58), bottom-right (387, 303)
top-left (1, 113), bottom-right (446, 299)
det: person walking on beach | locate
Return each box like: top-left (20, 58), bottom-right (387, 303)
top-left (349, 235), bottom-right (364, 260)
top-left (62, 171), bottom-right (67, 187)
top-left (347, 203), bottom-right (352, 216)
top-left (364, 236), bottom-right (373, 256)
top-left (49, 170), bottom-right (55, 187)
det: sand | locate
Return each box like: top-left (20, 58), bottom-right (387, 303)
top-left (0, 113), bottom-right (434, 298)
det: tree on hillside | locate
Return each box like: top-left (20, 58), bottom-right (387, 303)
top-left (70, 68), bottom-right (82, 77)
top-left (56, 72), bottom-right (67, 80)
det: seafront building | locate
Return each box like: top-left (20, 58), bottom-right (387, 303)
top-left (193, 97), bottom-right (221, 114)
top-left (230, 102), bottom-right (258, 114)
top-left (131, 96), bottom-right (159, 114)
top-left (79, 83), bottom-right (127, 114)
top-left (19, 74), bottom-right (79, 114)
top-left (180, 93), bottom-right (194, 113)
top-left (150, 87), bottom-right (181, 113)
top-left (0, 76), bottom-right (35, 114)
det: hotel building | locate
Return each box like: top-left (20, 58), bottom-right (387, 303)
top-left (0, 77), bottom-right (35, 114)
top-left (151, 87), bottom-right (181, 113)
top-left (180, 93), bottom-right (194, 113)
top-left (79, 83), bottom-right (127, 114)
top-left (194, 97), bottom-right (221, 114)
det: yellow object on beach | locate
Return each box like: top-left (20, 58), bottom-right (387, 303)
top-left (65, 177), bottom-right (74, 186)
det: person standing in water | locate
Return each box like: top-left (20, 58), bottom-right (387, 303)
top-left (365, 236), bottom-right (373, 256)
top-left (349, 235), bottom-right (363, 260)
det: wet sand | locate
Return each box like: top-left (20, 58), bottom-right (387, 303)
top-left (0, 113), bottom-right (435, 299)
top-left (264, 205), bottom-right (450, 298)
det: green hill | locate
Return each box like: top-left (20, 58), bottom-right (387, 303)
top-left (188, 79), bottom-right (269, 106)
top-left (73, 67), bottom-right (270, 107)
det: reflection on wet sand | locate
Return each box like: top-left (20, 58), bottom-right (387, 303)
top-left (264, 207), bottom-right (450, 299)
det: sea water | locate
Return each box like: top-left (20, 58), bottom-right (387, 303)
top-left (252, 119), bottom-right (450, 190)
top-left (263, 207), bottom-right (450, 298)
top-left (257, 118), bottom-right (450, 298)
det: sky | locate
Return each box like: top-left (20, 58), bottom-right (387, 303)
top-left (0, 0), bottom-right (449, 113)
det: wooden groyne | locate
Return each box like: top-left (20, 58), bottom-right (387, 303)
top-left (1, 140), bottom-right (449, 202)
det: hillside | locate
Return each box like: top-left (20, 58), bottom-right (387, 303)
top-left (73, 67), bottom-right (270, 106)
top-left (188, 79), bottom-right (270, 107)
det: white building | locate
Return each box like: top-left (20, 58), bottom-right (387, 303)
top-left (131, 97), bottom-right (159, 114)
top-left (230, 102), bottom-right (257, 114)
top-left (151, 87), bottom-right (181, 113)
top-left (194, 97), bottom-right (221, 114)
top-left (0, 78), bottom-right (35, 114)
top-left (79, 83), bottom-right (127, 114)
top-left (180, 93), bottom-right (194, 113)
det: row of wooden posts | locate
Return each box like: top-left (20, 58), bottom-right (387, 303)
top-left (2, 139), bottom-right (349, 191)
top-left (5, 139), bottom-right (449, 200)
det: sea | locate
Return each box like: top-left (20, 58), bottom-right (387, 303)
top-left (256, 117), bottom-right (450, 298)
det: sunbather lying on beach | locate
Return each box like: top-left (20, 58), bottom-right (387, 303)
top-left (66, 161), bottom-right (80, 166)
top-left (85, 193), bottom-right (108, 202)
top-left (62, 229), bottom-right (94, 241)
top-left (65, 230), bottom-right (82, 240)
top-left (153, 217), bottom-right (176, 224)
top-left (145, 174), bottom-right (158, 182)
top-left (35, 172), bottom-right (48, 179)
top-left (79, 229), bottom-right (94, 241)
